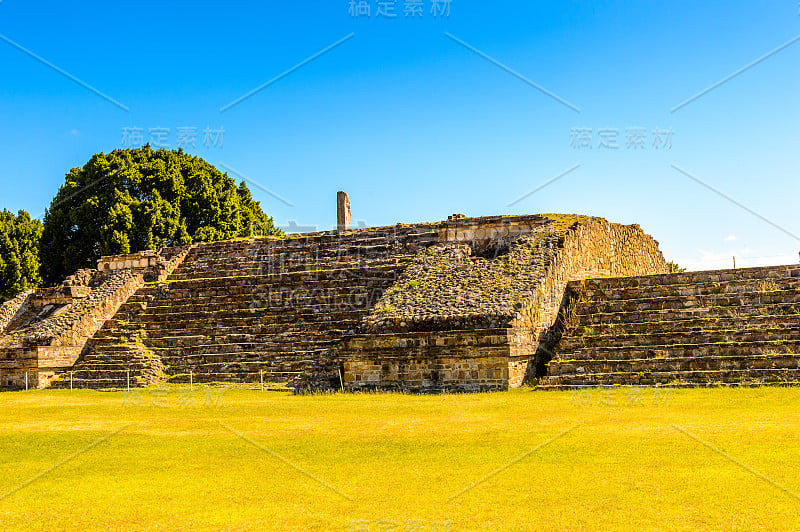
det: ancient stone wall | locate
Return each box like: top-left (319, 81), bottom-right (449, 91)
top-left (509, 216), bottom-right (668, 378)
top-left (53, 226), bottom-right (441, 390)
top-left (0, 290), bottom-right (34, 335)
top-left (546, 264), bottom-right (800, 386)
top-left (1, 212), bottom-right (669, 392)
top-left (438, 214), bottom-right (549, 251)
top-left (342, 328), bottom-right (511, 391)
top-left (0, 246), bottom-right (192, 388)
top-left (96, 247), bottom-right (191, 282)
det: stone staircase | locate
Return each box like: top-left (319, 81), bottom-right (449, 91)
top-left (51, 289), bottom-right (168, 389)
top-left (545, 264), bottom-right (800, 386)
top-left (55, 227), bottom-right (439, 389)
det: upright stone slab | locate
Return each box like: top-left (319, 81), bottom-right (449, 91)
top-left (337, 191), bottom-right (351, 232)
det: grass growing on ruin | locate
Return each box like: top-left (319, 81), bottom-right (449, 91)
top-left (0, 386), bottom-right (799, 531)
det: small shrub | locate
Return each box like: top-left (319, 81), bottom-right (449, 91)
top-left (667, 261), bottom-right (686, 274)
top-left (754, 280), bottom-right (778, 293)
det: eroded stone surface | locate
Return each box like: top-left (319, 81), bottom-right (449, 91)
top-left (342, 215), bottom-right (668, 391)
top-left (0, 213), bottom-right (683, 392)
top-left (0, 246), bottom-right (191, 388)
top-left (545, 265), bottom-right (800, 387)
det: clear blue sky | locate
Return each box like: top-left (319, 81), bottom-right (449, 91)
top-left (1, 1), bottom-right (798, 270)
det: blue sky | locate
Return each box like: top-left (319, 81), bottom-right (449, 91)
top-left (1, 0), bottom-right (798, 270)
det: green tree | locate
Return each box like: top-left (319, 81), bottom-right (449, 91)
top-left (0, 210), bottom-right (43, 301)
top-left (40, 146), bottom-right (281, 284)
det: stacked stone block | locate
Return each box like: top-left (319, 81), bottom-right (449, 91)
top-left (342, 215), bottom-right (668, 391)
top-left (59, 226), bottom-right (441, 389)
top-left (546, 264), bottom-right (800, 386)
top-left (24, 246), bottom-right (192, 389)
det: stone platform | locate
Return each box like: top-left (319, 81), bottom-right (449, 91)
top-left (4, 212), bottom-right (792, 392)
top-left (544, 264), bottom-right (800, 387)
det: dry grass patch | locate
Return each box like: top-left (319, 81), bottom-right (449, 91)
top-left (0, 386), bottom-right (798, 531)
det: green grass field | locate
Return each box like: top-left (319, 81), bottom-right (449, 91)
top-left (0, 386), bottom-right (798, 531)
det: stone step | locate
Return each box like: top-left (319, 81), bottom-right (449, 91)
top-left (93, 325), bottom-right (353, 340)
top-left (184, 230), bottom-right (438, 253)
top-left (186, 241), bottom-right (405, 256)
top-left (159, 349), bottom-right (325, 362)
top-left (130, 308), bottom-right (367, 325)
top-left (181, 243), bottom-right (433, 266)
top-left (168, 255), bottom-right (404, 281)
top-left (145, 340), bottom-right (340, 355)
top-left (168, 258), bottom-right (415, 280)
top-left (544, 368), bottom-right (800, 387)
top-left (143, 294), bottom-right (385, 313)
top-left (141, 302), bottom-right (375, 317)
top-left (123, 311), bottom-right (365, 334)
top-left (121, 322), bottom-right (361, 340)
top-left (66, 366), bottom-right (161, 376)
top-left (140, 284), bottom-right (386, 301)
top-left (161, 356), bottom-right (319, 369)
top-left (571, 314), bottom-right (800, 336)
top-left (576, 302), bottom-right (800, 326)
top-left (576, 288), bottom-right (800, 316)
top-left (182, 245), bottom-right (423, 262)
top-left (140, 290), bottom-right (386, 311)
top-left (75, 360), bottom-right (156, 371)
top-left (558, 326), bottom-right (800, 351)
top-left (104, 334), bottom-right (339, 350)
top-left (124, 293), bottom-right (157, 303)
top-left (562, 339), bottom-right (800, 361)
top-left (109, 287), bottom-right (389, 317)
top-left (163, 268), bottom-right (402, 288)
top-left (80, 344), bottom-right (146, 353)
top-left (182, 250), bottom-right (411, 263)
top-left (164, 276), bottom-right (397, 290)
top-left (574, 264), bottom-right (800, 291)
top-left (576, 276), bottom-right (800, 302)
top-left (549, 353), bottom-right (800, 376)
top-left (90, 324), bottom-right (358, 343)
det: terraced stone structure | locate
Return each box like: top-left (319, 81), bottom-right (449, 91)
top-left (341, 214), bottom-right (666, 390)
top-left (3, 212), bottom-right (796, 391)
top-left (545, 265), bottom-right (800, 386)
top-left (0, 213), bottom-right (663, 391)
top-left (0, 248), bottom-right (190, 389)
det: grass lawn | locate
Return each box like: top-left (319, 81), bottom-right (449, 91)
top-left (0, 385), bottom-right (798, 531)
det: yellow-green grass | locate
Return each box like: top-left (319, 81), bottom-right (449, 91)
top-left (0, 386), bottom-right (799, 531)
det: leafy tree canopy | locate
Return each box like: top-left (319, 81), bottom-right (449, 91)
top-left (0, 209), bottom-right (43, 301)
top-left (40, 145), bottom-right (280, 284)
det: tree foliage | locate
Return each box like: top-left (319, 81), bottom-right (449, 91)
top-left (40, 146), bottom-right (280, 284)
top-left (0, 210), bottom-right (43, 301)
